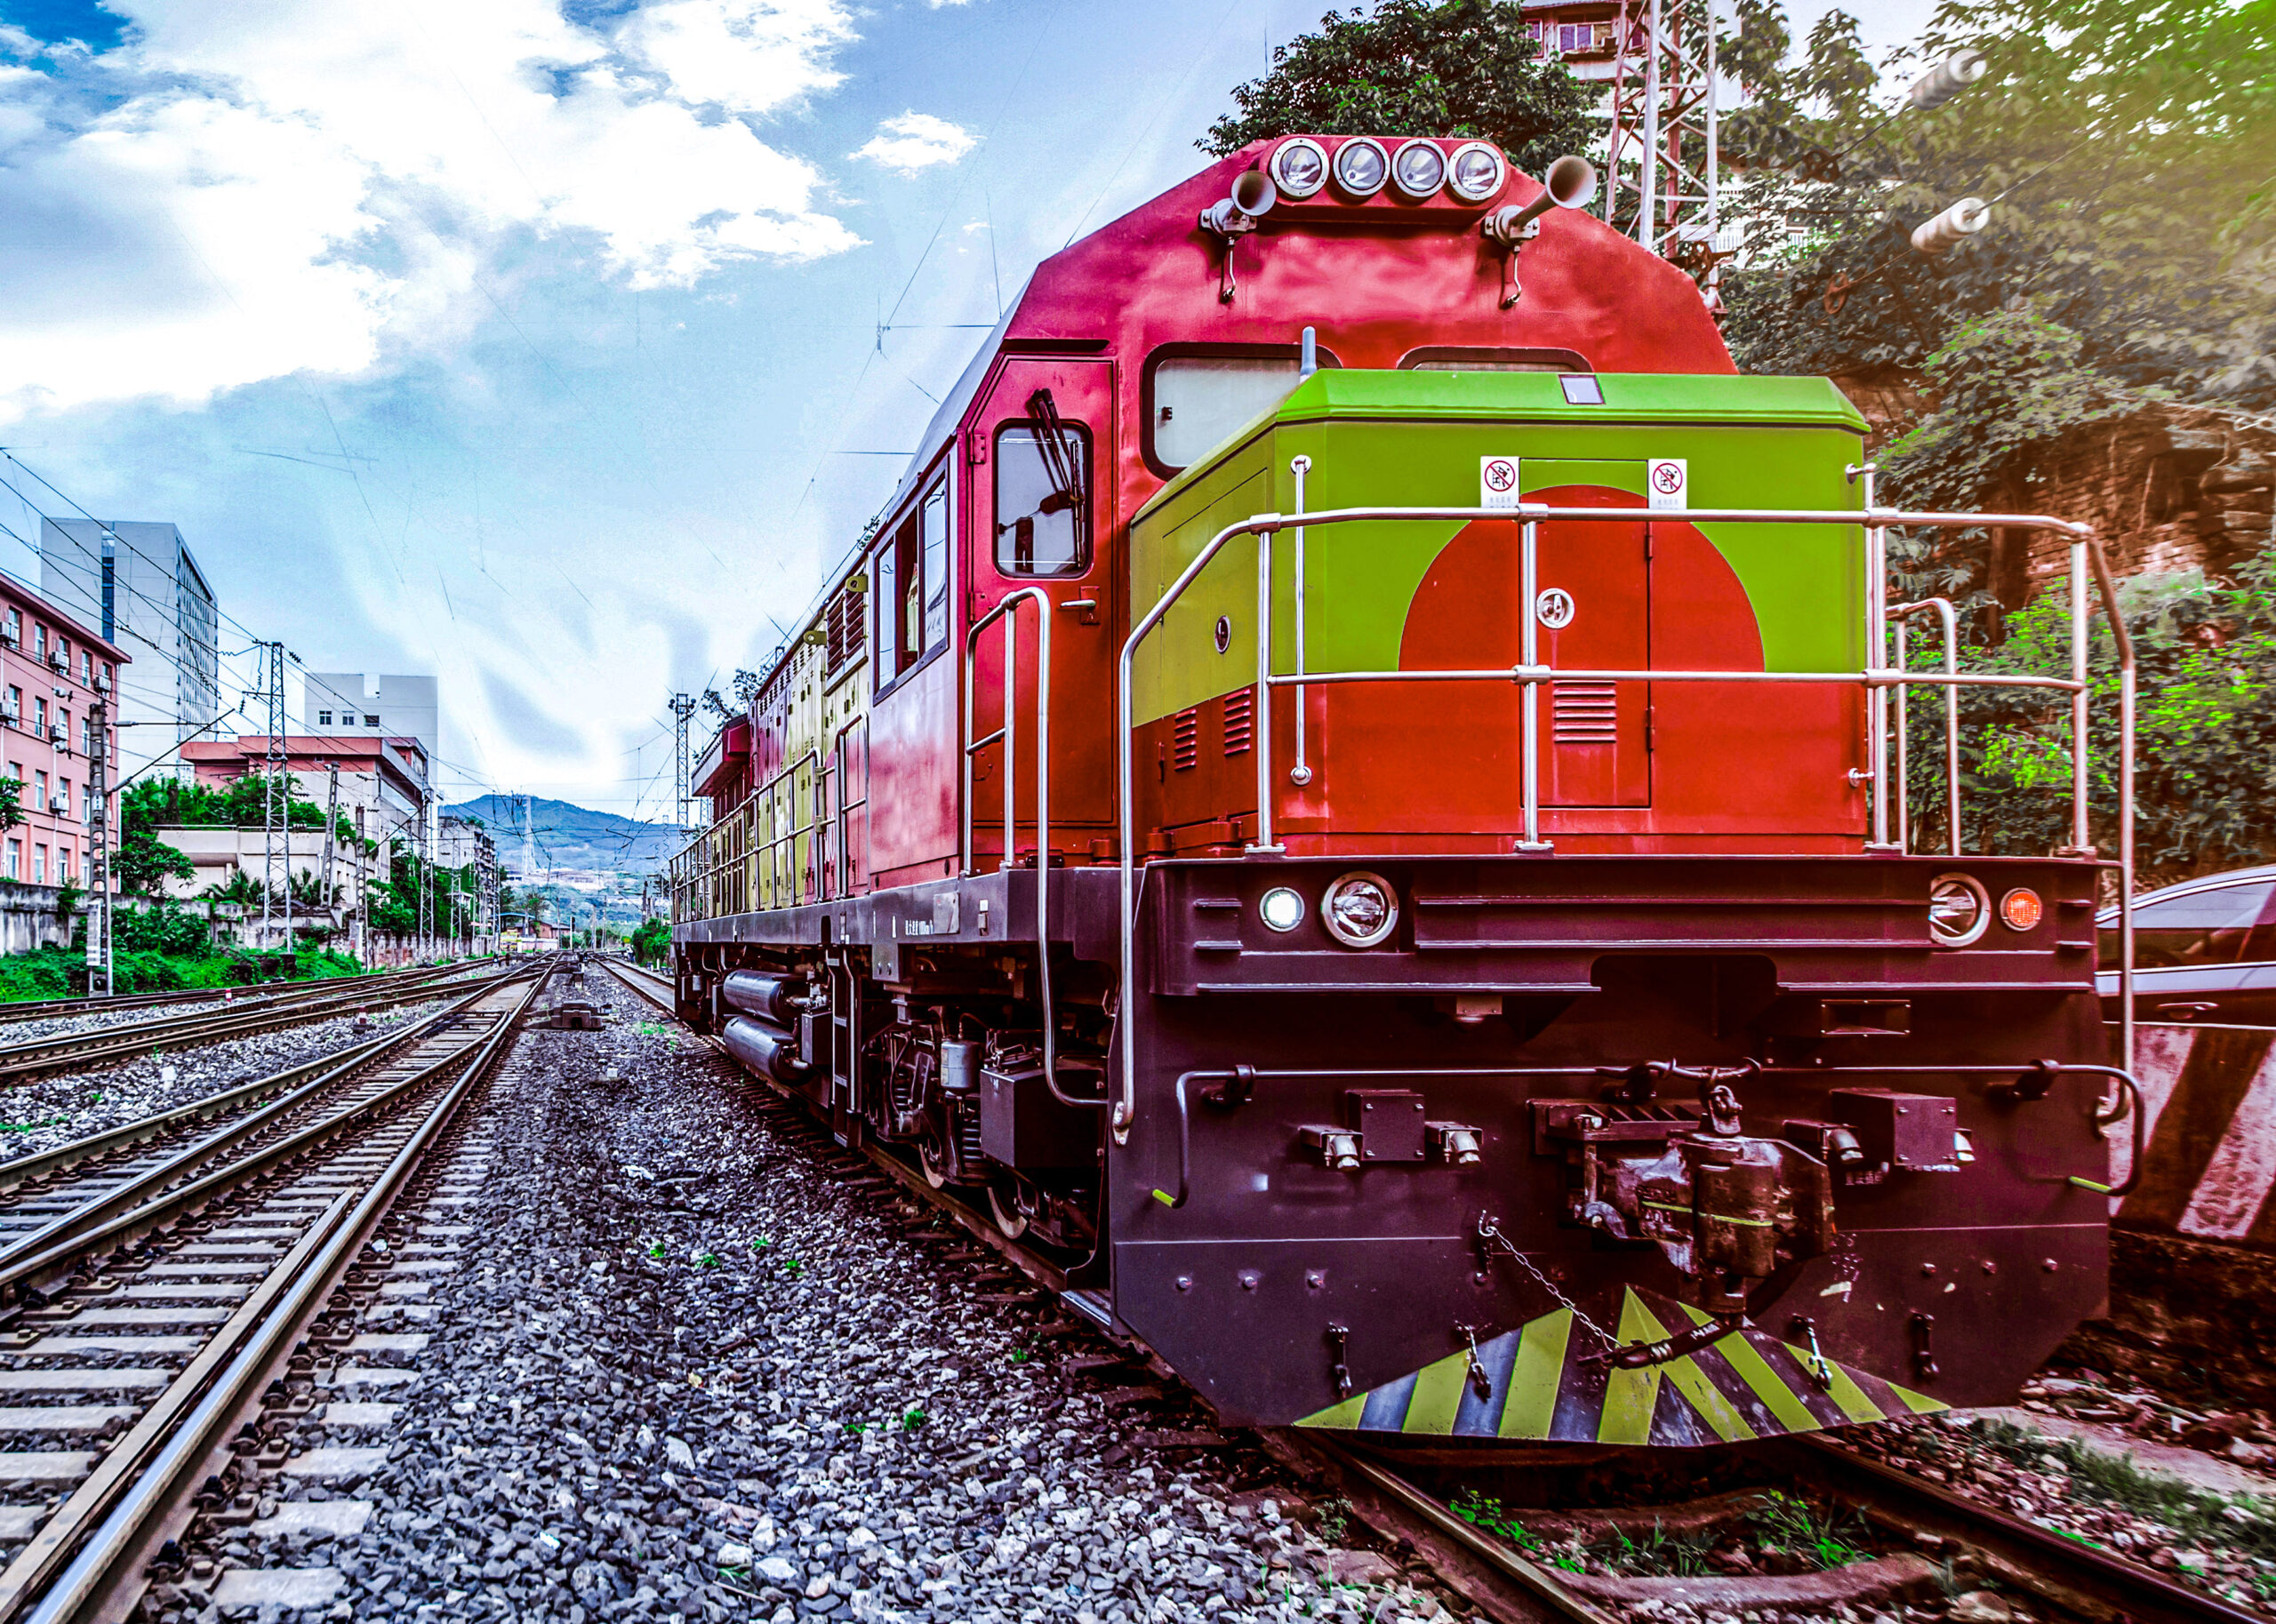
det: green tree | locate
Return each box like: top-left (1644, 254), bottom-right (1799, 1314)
top-left (1200, 0), bottom-right (1593, 178)
top-left (0, 776), bottom-right (20, 837)
top-left (1721, 0), bottom-right (2274, 407)
top-left (630, 916), bottom-right (669, 967)
top-left (115, 827), bottom-right (195, 896)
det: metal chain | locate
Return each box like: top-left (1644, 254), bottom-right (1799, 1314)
top-left (1476, 1212), bottom-right (1620, 1350)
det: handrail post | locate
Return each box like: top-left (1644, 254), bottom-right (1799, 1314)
top-left (2070, 541), bottom-right (2092, 853)
top-left (1003, 609), bottom-right (1018, 872)
top-left (1935, 598), bottom-right (1960, 856)
top-left (1290, 456), bottom-right (1314, 787)
top-left (1892, 612), bottom-right (1910, 853)
top-left (1858, 464), bottom-right (1893, 851)
top-left (1517, 512), bottom-right (1551, 852)
top-left (1248, 522), bottom-right (1283, 854)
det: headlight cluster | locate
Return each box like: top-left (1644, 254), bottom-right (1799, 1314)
top-left (1927, 873), bottom-right (2044, 947)
top-left (1257, 872), bottom-right (1400, 948)
top-left (1269, 137), bottom-right (1505, 204)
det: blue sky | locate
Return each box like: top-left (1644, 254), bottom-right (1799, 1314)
top-left (0, 0), bottom-right (1934, 818)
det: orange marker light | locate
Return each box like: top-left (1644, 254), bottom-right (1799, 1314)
top-left (2000, 887), bottom-right (2044, 931)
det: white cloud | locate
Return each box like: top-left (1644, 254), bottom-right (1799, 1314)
top-left (850, 111), bottom-right (975, 176)
top-left (0, 0), bottom-right (864, 420)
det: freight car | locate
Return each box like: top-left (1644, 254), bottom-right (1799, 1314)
top-left (672, 135), bottom-right (2141, 1446)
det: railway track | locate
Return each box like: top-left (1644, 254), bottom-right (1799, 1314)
top-left (0, 964), bottom-right (536, 1268)
top-left (597, 956), bottom-right (2272, 1624)
top-left (0, 959), bottom-right (500, 1084)
top-left (0, 959), bottom-right (497, 1030)
top-left (0, 962), bottom-right (548, 1623)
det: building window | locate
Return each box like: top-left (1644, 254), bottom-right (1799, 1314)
top-left (57, 779), bottom-right (68, 820)
top-left (4, 840), bottom-right (17, 880)
top-left (34, 772), bottom-right (46, 812)
top-left (32, 625), bottom-right (44, 659)
top-left (365, 714), bottom-right (379, 726)
top-left (32, 699), bottom-right (44, 734)
top-left (58, 708), bottom-right (68, 748)
top-left (81, 652), bottom-right (91, 684)
top-left (33, 845), bottom-right (45, 885)
top-left (4, 687), bottom-right (16, 725)
top-left (102, 662), bottom-right (112, 690)
top-left (317, 710), bottom-right (333, 726)
top-left (2, 610), bottom-right (17, 646)
top-left (59, 845), bottom-right (70, 881)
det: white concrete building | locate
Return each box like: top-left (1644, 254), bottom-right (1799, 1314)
top-left (39, 519), bottom-right (220, 780)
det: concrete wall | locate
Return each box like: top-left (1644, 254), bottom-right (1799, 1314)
top-left (0, 883), bottom-right (75, 956)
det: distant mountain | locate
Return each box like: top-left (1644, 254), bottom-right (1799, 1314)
top-left (444, 795), bottom-right (685, 878)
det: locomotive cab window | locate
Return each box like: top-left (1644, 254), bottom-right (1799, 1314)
top-left (994, 414), bottom-right (1090, 578)
top-left (1398, 346), bottom-right (1592, 372)
top-left (1142, 346), bottom-right (1342, 475)
top-left (875, 472), bottom-right (952, 690)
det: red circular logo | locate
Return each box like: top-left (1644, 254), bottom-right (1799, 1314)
top-left (1483, 460), bottom-right (1517, 492)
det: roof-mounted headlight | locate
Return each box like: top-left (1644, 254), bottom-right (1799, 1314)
top-left (1332, 137), bottom-right (1389, 199)
top-left (1446, 141), bottom-right (1506, 203)
top-left (1390, 140), bottom-right (1447, 200)
top-left (1269, 139), bottom-right (1328, 200)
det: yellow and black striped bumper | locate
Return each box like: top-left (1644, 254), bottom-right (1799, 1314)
top-left (1295, 1286), bottom-right (1943, 1446)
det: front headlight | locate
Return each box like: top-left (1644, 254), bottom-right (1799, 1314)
top-left (1390, 140), bottom-right (1447, 199)
top-left (1259, 886), bottom-right (1305, 933)
top-left (1333, 138), bottom-right (1389, 197)
top-left (1928, 873), bottom-right (1992, 948)
top-left (1322, 871), bottom-right (1399, 948)
top-left (1446, 141), bottom-right (1506, 202)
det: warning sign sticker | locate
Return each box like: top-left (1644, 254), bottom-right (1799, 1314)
top-left (1480, 455), bottom-right (1521, 510)
top-left (1647, 457), bottom-right (1688, 511)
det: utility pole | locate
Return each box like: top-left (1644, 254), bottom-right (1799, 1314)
top-left (321, 762), bottom-right (339, 944)
top-left (670, 692), bottom-right (698, 830)
top-left (260, 641), bottom-right (284, 960)
top-left (84, 695), bottom-right (110, 997)
top-left (352, 805), bottom-right (367, 964)
top-left (416, 790), bottom-right (432, 961)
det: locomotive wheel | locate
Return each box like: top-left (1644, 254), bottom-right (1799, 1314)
top-left (918, 1135), bottom-right (951, 1189)
top-left (987, 1179), bottom-right (1029, 1239)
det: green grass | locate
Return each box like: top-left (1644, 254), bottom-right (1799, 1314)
top-left (0, 944), bottom-right (368, 1001)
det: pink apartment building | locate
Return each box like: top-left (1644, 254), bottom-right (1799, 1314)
top-left (0, 577), bottom-right (126, 891)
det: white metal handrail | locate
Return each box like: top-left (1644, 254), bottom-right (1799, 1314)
top-left (961, 587), bottom-right (1078, 1101)
top-left (1892, 597), bottom-right (1962, 858)
top-left (1112, 495), bottom-right (2139, 1145)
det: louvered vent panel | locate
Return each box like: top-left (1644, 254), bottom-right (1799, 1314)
top-left (1551, 682), bottom-right (1619, 744)
top-left (825, 588), bottom-right (862, 674)
top-left (1173, 708), bottom-right (1200, 771)
top-left (1222, 690), bottom-right (1254, 756)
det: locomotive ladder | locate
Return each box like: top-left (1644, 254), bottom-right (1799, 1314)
top-left (1112, 476), bottom-right (2140, 1145)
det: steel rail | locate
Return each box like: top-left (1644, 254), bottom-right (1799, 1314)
top-left (0, 959), bottom-right (493, 1083)
top-left (1791, 1436), bottom-right (2265, 1624)
top-left (0, 964), bottom-right (538, 1265)
top-left (0, 967), bottom-right (547, 1624)
top-left (0, 968), bottom-right (540, 1301)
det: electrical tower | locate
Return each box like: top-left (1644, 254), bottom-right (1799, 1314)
top-left (670, 693), bottom-right (698, 830)
top-left (1601, 0), bottom-right (1731, 307)
top-left (259, 642), bottom-right (286, 956)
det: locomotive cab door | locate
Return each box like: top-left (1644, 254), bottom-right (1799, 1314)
top-left (967, 356), bottom-right (1118, 866)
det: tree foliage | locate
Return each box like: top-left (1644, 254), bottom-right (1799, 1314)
top-left (1898, 546), bottom-right (2276, 884)
top-left (1200, 0), bottom-right (1594, 176)
top-left (1722, 0), bottom-right (2275, 407)
top-left (630, 916), bottom-right (669, 967)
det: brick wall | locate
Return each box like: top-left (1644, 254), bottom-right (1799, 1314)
top-left (1831, 368), bottom-right (2276, 609)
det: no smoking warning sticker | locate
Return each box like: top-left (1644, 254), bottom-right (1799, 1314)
top-left (1480, 455), bottom-right (1521, 510)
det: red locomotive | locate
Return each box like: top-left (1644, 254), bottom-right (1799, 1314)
top-left (673, 135), bottom-right (2137, 1444)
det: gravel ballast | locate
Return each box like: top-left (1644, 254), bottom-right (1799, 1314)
top-left (154, 974), bottom-right (1476, 1624)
